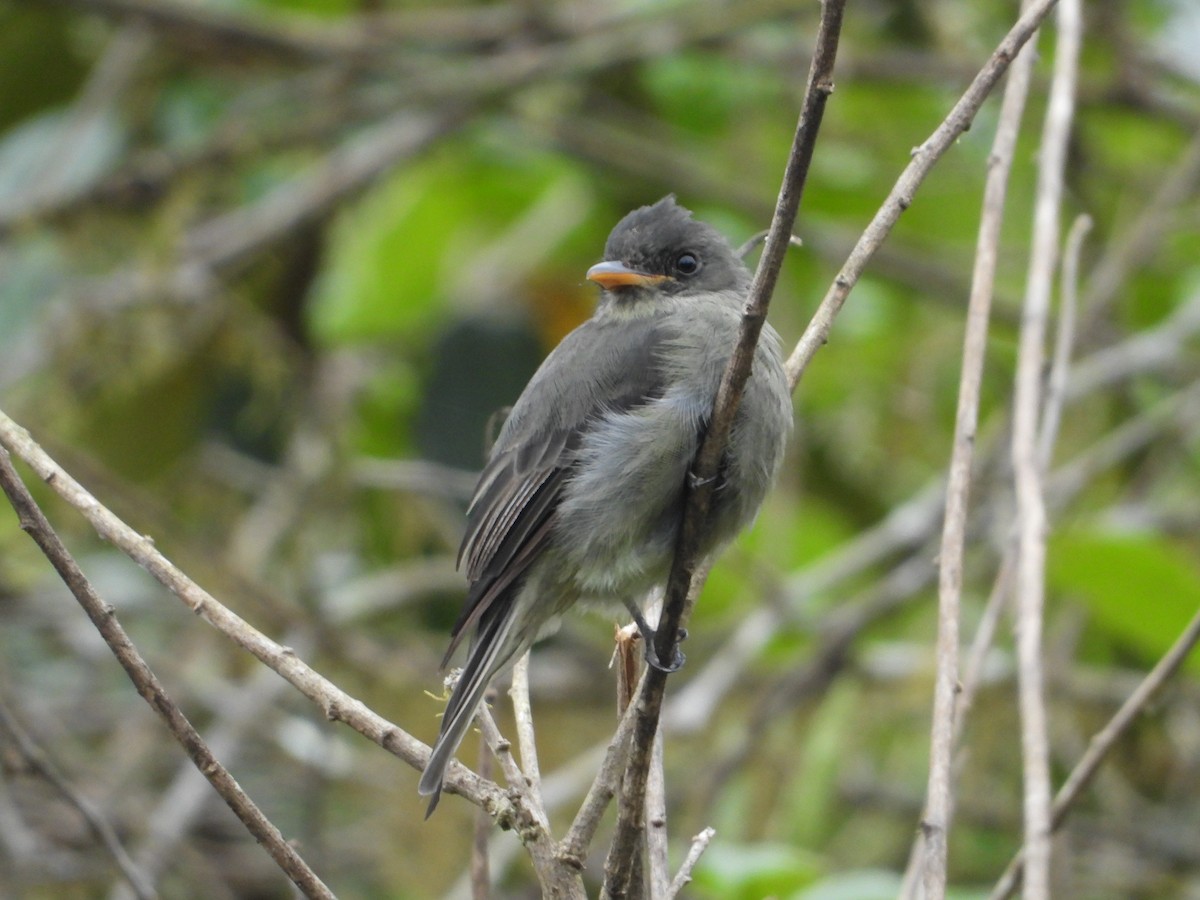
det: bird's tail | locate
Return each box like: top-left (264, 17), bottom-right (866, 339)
top-left (418, 602), bottom-right (518, 816)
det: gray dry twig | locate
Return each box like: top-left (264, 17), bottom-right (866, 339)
top-left (915, 1), bottom-right (1043, 894)
top-left (0, 697), bottom-right (155, 899)
top-left (602, 0), bottom-right (846, 892)
top-left (0, 448), bottom-right (334, 899)
top-left (666, 827), bottom-right (716, 899)
top-left (784, 0), bottom-right (1063, 389)
top-left (0, 411), bottom-right (510, 819)
top-left (989, 605), bottom-right (1200, 900)
top-left (1009, 0), bottom-right (1083, 894)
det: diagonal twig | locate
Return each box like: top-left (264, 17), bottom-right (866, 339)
top-left (0, 411), bottom-right (509, 818)
top-left (988, 605), bottom-right (1200, 900)
top-left (0, 448), bottom-right (335, 899)
top-left (0, 696), bottom-right (155, 900)
top-left (784, 0), bottom-right (1063, 390)
top-left (666, 827), bottom-right (716, 899)
top-left (558, 673), bottom-right (647, 869)
top-left (602, 1), bottom-right (847, 894)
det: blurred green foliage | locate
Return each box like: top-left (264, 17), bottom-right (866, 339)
top-left (0, 0), bottom-right (1198, 896)
top-left (1050, 531), bottom-right (1200, 673)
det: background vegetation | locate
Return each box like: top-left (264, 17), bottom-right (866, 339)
top-left (0, 0), bottom-right (1198, 897)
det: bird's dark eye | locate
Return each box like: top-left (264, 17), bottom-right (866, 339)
top-left (675, 252), bottom-right (700, 275)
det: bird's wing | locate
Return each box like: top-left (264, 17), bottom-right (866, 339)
top-left (441, 314), bottom-right (668, 664)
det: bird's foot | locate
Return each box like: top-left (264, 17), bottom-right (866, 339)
top-left (643, 628), bottom-right (687, 673)
top-left (623, 600), bottom-right (688, 672)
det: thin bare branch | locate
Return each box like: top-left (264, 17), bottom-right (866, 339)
top-left (0, 697), bottom-right (155, 900)
top-left (666, 827), bottom-right (716, 900)
top-left (558, 674), bottom-right (647, 871)
top-left (1037, 214), bottom-right (1093, 468)
top-left (0, 449), bottom-right (335, 899)
top-left (785, 0), bottom-right (1062, 389)
top-left (472, 726), bottom-right (493, 900)
top-left (989, 605), bottom-right (1200, 900)
top-left (734, 229), bottom-right (803, 261)
top-left (0, 411), bottom-right (509, 817)
top-left (509, 654), bottom-right (544, 814)
top-left (1010, 1), bottom-right (1084, 895)
top-left (918, 3), bottom-right (1043, 893)
top-left (646, 728), bottom-right (670, 899)
top-left (475, 691), bottom-right (548, 833)
top-left (923, 199), bottom-right (1088, 889)
top-left (603, 1), bottom-right (846, 890)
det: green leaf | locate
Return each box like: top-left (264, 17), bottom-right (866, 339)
top-left (307, 137), bottom-right (592, 345)
top-left (789, 869), bottom-right (902, 900)
top-left (789, 870), bottom-right (988, 900)
top-left (1049, 530), bottom-right (1200, 672)
top-left (692, 842), bottom-right (823, 900)
top-left (783, 681), bottom-right (859, 847)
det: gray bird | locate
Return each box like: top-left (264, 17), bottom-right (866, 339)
top-left (418, 196), bottom-right (792, 813)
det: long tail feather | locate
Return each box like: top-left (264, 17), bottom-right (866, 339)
top-left (418, 603), bottom-right (518, 816)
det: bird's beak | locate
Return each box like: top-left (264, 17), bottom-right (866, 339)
top-left (586, 260), bottom-right (669, 289)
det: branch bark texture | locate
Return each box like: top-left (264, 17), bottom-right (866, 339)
top-left (601, 1), bottom-right (846, 893)
top-left (919, 3), bottom-right (1042, 896)
top-left (1010, 0), bottom-right (1083, 895)
top-left (784, 0), bottom-right (1063, 389)
top-left (0, 448), bottom-right (335, 899)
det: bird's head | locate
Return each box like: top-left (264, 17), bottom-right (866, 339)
top-left (586, 196), bottom-right (749, 302)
